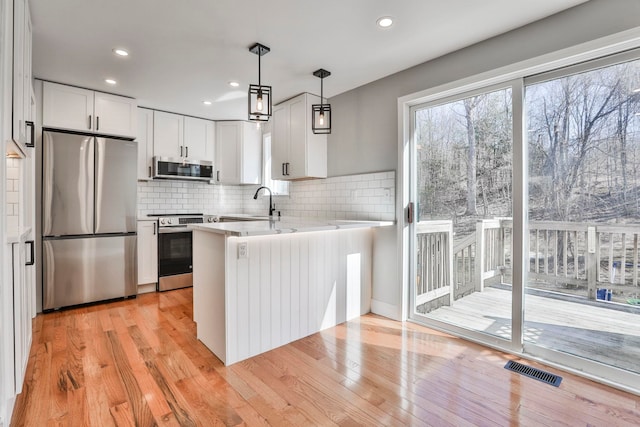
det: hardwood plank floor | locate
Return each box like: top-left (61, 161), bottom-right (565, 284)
top-left (11, 288), bottom-right (640, 426)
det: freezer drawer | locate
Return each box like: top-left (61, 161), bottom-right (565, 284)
top-left (43, 235), bottom-right (137, 310)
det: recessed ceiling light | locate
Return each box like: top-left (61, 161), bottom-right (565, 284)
top-left (105, 79), bottom-right (117, 85)
top-left (376, 17), bottom-right (394, 28)
top-left (203, 100), bottom-right (212, 106)
top-left (633, 88), bottom-right (640, 93)
top-left (229, 81), bottom-right (240, 87)
top-left (113, 48), bottom-right (129, 57)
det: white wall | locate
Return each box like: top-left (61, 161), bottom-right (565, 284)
top-left (326, 0), bottom-right (640, 318)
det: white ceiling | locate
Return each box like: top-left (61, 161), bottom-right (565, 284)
top-left (30, 0), bottom-right (589, 120)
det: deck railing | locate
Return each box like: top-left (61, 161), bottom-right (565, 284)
top-left (419, 218), bottom-right (640, 306)
top-left (529, 221), bottom-right (640, 300)
top-left (451, 219), bottom-right (513, 299)
top-left (415, 221), bottom-right (453, 307)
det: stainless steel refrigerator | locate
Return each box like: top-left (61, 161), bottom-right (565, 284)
top-left (42, 130), bottom-right (137, 310)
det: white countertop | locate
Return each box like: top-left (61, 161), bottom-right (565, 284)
top-left (190, 217), bottom-right (394, 237)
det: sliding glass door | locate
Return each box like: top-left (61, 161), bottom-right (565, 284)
top-left (523, 52), bottom-right (640, 375)
top-left (410, 85), bottom-right (515, 342)
top-left (408, 48), bottom-right (640, 390)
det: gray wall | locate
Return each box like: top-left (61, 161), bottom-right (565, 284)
top-left (330, 0), bottom-right (640, 313)
top-left (327, 0), bottom-right (640, 177)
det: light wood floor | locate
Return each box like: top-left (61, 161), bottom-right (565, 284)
top-left (11, 288), bottom-right (640, 426)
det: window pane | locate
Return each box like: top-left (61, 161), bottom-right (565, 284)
top-left (414, 87), bottom-right (513, 341)
top-left (526, 56), bottom-right (640, 373)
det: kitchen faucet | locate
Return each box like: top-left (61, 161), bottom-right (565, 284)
top-left (253, 186), bottom-right (276, 218)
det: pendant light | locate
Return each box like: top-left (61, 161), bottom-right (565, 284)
top-left (312, 69), bottom-right (331, 134)
top-left (248, 43), bottom-right (272, 122)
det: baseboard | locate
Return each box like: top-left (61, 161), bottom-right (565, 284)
top-left (371, 299), bottom-right (401, 320)
top-left (137, 283), bottom-right (157, 294)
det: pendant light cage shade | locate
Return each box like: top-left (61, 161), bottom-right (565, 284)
top-left (248, 43), bottom-right (272, 122)
top-left (248, 84), bottom-right (272, 122)
top-left (312, 103), bottom-right (331, 134)
top-left (312, 68), bottom-right (331, 134)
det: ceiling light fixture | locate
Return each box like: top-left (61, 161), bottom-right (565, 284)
top-left (105, 78), bottom-right (117, 85)
top-left (376, 17), bottom-right (394, 28)
top-left (633, 88), bottom-right (640, 93)
top-left (229, 81), bottom-right (240, 87)
top-left (248, 43), bottom-right (272, 122)
top-left (203, 100), bottom-right (212, 106)
top-left (312, 69), bottom-right (332, 134)
top-left (113, 48), bottom-right (129, 57)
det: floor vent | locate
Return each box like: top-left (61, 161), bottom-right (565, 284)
top-left (504, 360), bottom-right (562, 387)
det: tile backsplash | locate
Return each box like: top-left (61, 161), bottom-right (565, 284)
top-left (137, 170), bottom-right (396, 221)
top-left (6, 158), bottom-right (21, 233)
top-left (244, 171), bottom-right (396, 221)
top-left (137, 181), bottom-right (244, 217)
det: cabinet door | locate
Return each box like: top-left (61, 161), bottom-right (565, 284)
top-left (42, 82), bottom-right (94, 132)
top-left (271, 105), bottom-right (289, 180)
top-left (137, 108), bottom-right (154, 180)
top-left (94, 92), bottom-right (137, 138)
top-left (184, 116), bottom-right (214, 161)
top-left (153, 111), bottom-right (183, 158)
top-left (137, 221), bottom-right (158, 285)
top-left (241, 122), bottom-right (262, 184)
top-left (215, 122), bottom-right (241, 183)
top-left (12, 0), bottom-right (25, 144)
top-left (22, 1), bottom-right (33, 144)
top-left (287, 96), bottom-right (307, 179)
top-left (12, 239), bottom-right (30, 394)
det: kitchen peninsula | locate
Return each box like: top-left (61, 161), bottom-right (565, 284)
top-left (190, 218), bottom-right (392, 365)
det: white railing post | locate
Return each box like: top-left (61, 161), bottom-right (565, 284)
top-left (587, 226), bottom-right (597, 300)
top-left (475, 220), bottom-right (485, 292)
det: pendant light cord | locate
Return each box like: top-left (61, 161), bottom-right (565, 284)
top-left (258, 52), bottom-right (261, 86)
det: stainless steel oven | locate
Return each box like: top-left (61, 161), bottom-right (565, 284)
top-left (155, 214), bottom-right (215, 291)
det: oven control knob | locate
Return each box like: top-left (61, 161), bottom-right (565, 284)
top-left (160, 218), bottom-right (166, 225)
top-left (207, 217), bottom-right (216, 223)
top-left (167, 218), bottom-right (174, 225)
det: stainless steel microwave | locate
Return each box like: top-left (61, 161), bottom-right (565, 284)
top-left (153, 157), bottom-right (214, 181)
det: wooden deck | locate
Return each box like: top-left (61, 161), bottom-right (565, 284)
top-left (424, 287), bottom-right (640, 373)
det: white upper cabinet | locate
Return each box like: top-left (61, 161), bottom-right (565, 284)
top-left (12, 0), bottom-right (34, 148)
top-left (271, 93), bottom-right (327, 180)
top-left (153, 111), bottom-right (184, 158)
top-left (215, 121), bottom-right (261, 184)
top-left (184, 116), bottom-right (214, 161)
top-left (153, 112), bottom-right (214, 162)
top-left (137, 108), bottom-right (154, 180)
top-left (94, 92), bottom-right (138, 137)
top-left (42, 81), bottom-right (137, 138)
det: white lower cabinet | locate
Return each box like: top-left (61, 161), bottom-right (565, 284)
top-left (137, 220), bottom-right (158, 290)
top-left (2, 232), bottom-right (35, 423)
